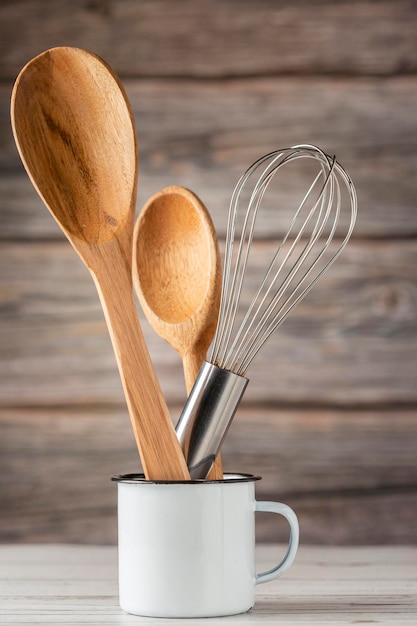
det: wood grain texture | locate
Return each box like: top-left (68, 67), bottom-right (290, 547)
top-left (1, 0), bottom-right (416, 543)
top-left (1, 0), bottom-right (416, 80)
top-left (2, 76), bottom-right (417, 239)
top-left (1, 407), bottom-right (416, 545)
top-left (133, 186), bottom-right (221, 389)
top-left (1, 239), bottom-right (416, 407)
top-left (10, 47), bottom-right (189, 480)
top-left (1, 544), bottom-right (416, 624)
top-left (133, 185), bottom-right (224, 479)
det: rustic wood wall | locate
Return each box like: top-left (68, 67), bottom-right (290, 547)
top-left (1, 0), bottom-right (416, 545)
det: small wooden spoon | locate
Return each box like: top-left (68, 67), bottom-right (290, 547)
top-left (11, 47), bottom-right (189, 480)
top-left (133, 186), bottom-right (224, 479)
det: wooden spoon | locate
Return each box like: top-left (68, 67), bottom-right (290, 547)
top-left (133, 186), bottom-right (224, 479)
top-left (11, 47), bottom-right (190, 480)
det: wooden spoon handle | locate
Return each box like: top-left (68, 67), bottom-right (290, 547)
top-left (93, 240), bottom-right (190, 481)
top-left (183, 350), bottom-right (223, 480)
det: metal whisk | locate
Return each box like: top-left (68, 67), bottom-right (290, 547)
top-left (176, 144), bottom-right (357, 478)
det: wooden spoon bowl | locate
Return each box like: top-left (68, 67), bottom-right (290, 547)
top-left (11, 47), bottom-right (189, 480)
top-left (133, 186), bottom-right (223, 478)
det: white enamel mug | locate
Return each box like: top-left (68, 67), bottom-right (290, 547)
top-left (112, 473), bottom-right (299, 618)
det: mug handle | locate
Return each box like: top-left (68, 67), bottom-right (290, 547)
top-left (255, 501), bottom-right (299, 585)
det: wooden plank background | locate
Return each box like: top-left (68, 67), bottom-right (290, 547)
top-left (0, 0), bottom-right (416, 544)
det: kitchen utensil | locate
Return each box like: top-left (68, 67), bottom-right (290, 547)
top-left (11, 46), bottom-right (190, 480)
top-left (177, 144), bottom-right (357, 478)
top-left (133, 186), bottom-right (223, 479)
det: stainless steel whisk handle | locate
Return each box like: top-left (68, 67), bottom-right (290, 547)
top-left (176, 361), bottom-right (248, 479)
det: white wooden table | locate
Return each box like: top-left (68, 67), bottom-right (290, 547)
top-left (0, 544), bottom-right (416, 624)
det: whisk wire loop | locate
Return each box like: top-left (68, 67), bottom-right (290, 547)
top-left (232, 163), bottom-right (337, 373)
top-left (226, 159), bottom-right (336, 370)
top-left (177, 144), bottom-right (357, 478)
top-left (210, 144), bottom-right (357, 376)
top-left (236, 160), bottom-right (341, 374)
top-left (211, 148), bottom-right (301, 366)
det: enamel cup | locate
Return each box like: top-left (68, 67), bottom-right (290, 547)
top-left (112, 473), bottom-right (299, 618)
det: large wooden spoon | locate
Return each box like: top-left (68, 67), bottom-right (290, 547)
top-left (133, 186), bottom-right (224, 479)
top-left (11, 47), bottom-right (189, 480)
